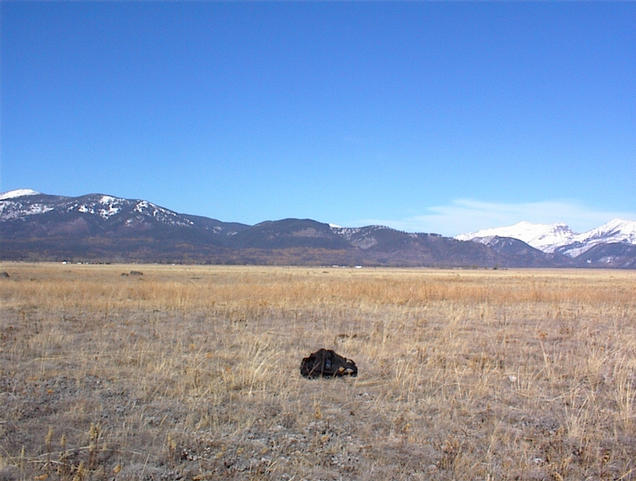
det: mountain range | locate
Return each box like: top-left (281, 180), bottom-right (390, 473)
top-left (456, 219), bottom-right (636, 268)
top-left (1, 189), bottom-right (634, 268)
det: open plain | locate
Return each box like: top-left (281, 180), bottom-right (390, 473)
top-left (0, 263), bottom-right (634, 481)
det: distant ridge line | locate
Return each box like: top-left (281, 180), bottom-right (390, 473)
top-left (1, 189), bottom-right (634, 268)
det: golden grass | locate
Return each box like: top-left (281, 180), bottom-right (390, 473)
top-left (0, 263), bottom-right (634, 480)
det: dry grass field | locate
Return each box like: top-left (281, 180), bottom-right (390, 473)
top-left (0, 263), bottom-right (634, 481)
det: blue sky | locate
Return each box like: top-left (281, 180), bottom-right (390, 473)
top-left (1, 2), bottom-right (634, 235)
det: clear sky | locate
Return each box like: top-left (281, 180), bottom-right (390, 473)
top-left (1, 2), bottom-right (634, 235)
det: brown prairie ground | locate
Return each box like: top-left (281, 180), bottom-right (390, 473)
top-left (0, 263), bottom-right (634, 481)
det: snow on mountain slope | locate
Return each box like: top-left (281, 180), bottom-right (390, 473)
top-left (559, 219), bottom-right (636, 257)
top-left (458, 219), bottom-right (636, 258)
top-left (0, 189), bottom-right (40, 200)
top-left (456, 221), bottom-right (575, 253)
top-left (3, 188), bottom-right (634, 266)
top-left (0, 190), bottom-right (253, 242)
top-left (574, 218), bottom-right (636, 245)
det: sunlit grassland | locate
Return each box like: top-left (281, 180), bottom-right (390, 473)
top-left (0, 263), bottom-right (634, 480)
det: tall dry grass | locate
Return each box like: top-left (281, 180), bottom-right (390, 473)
top-left (0, 263), bottom-right (634, 480)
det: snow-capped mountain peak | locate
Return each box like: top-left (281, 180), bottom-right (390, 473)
top-left (558, 218), bottom-right (636, 258)
top-left (457, 218), bottom-right (636, 260)
top-left (456, 221), bottom-right (575, 253)
top-left (2, 189), bottom-right (635, 267)
top-left (576, 218), bottom-right (636, 244)
top-left (0, 189), bottom-right (40, 200)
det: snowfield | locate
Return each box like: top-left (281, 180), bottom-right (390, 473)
top-left (456, 221), bottom-right (575, 252)
top-left (0, 189), bottom-right (40, 200)
top-left (457, 219), bottom-right (636, 257)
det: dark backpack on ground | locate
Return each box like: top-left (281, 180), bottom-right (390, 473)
top-left (300, 348), bottom-right (358, 379)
